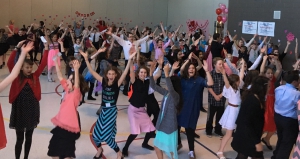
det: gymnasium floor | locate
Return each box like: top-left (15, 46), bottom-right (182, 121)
top-left (0, 52), bottom-right (277, 159)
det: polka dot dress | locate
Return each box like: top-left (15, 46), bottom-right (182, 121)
top-left (9, 83), bottom-right (40, 131)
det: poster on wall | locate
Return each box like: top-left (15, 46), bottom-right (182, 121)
top-left (242, 21), bottom-right (257, 35)
top-left (257, 21), bottom-right (275, 37)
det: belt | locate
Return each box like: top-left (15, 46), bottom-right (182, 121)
top-left (228, 102), bottom-right (239, 107)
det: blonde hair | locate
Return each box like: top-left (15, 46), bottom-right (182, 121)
top-left (87, 47), bottom-right (97, 55)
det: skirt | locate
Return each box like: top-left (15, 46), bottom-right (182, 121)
top-left (263, 95), bottom-right (276, 132)
top-left (219, 105), bottom-right (240, 130)
top-left (0, 104), bottom-right (7, 150)
top-left (92, 106), bottom-right (117, 148)
top-left (47, 126), bottom-right (80, 158)
top-left (128, 105), bottom-right (156, 134)
top-left (48, 49), bottom-right (60, 70)
top-left (154, 130), bottom-right (178, 159)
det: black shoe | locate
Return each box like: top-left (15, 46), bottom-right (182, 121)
top-left (261, 138), bottom-right (273, 150)
top-left (200, 108), bottom-right (207, 113)
top-left (95, 92), bottom-right (98, 96)
top-left (194, 132), bottom-right (200, 138)
top-left (42, 72), bottom-right (46, 75)
top-left (142, 143), bottom-right (154, 150)
top-left (3, 62), bottom-right (5, 65)
top-left (214, 131), bottom-right (224, 138)
top-left (122, 148), bottom-right (128, 157)
top-left (0, 65), bottom-right (2, 69)
top-left (206, 132), bottom-right (212, 138)
top-left (88, 96), bottom-right (96, 100)
top-left (123, 92), bottom-right (128, 96)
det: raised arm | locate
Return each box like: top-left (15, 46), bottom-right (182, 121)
top-left (59, 28), bottom-right (68, 40)
top-left (0, 42), bottom-right (33, 92)
top-left (73, 60), bottom-right (80, 88)
top-left (221, 67), bottom-right (230, 89)
top-left (54, 54), bottom-right (64, 81)
top-left (284, 41), bottom-right (290, 54)
top-left (245, 34), bottom-right (257, 47)
top-left (295, 38), bottom-right (298, 60)
top-left (257, 36), bottom-right (267, 50)
top-left (259, 55), bottom-right (268, 75)
top-left (80, 48), bottom-right (106, 82)
top-left (160, 22), bottom-right (167, 37)
top-left (118, 52), bottom-right (136, 87)
top-left (239, 59), bottom-right (245, 80)
top-left (203, 60), bottom-right (213, 86)
top-left (5, 25), bottom-right (13, 34)
top-left (26, 23), bottom-right (34, 35)
top-left (249, 46), bottom-right (266, 70)
top-left (274, 59), bottom-right (282, 78)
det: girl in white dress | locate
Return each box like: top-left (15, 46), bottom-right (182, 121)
top-left (217, 59), bottom-right (245, 159)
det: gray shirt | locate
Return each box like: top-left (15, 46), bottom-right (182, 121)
top-left (149, 76), bottom-right (179, 134)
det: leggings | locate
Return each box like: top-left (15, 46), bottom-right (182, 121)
top-left (15, 129), bottom-right (34, 159)
top-left (235, 152), bottom-right (264, 159)
top-left (123, 131), bottom-right (154, 151)
top-left (177, 126), bottom-right (195, 151)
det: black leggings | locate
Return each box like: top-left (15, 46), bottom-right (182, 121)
top-left (15, 129), bottom-right (34, 159)
top-left (178, 126), bottom-right (195, 151)
top-left (235, 152), bottom-right (264, 159)
top-left (123, 132), bottom-right (154, 150)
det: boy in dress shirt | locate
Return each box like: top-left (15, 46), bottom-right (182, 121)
top-left (107, 27), bottom-right (150, 95)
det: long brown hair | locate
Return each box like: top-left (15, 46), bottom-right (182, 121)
top-left (242, 76), bottom-right (269, 109)
top-left (19, 59), bottom-right (34, 85)
top-left (70, 72), bottom-right (89, 93)
top-left (181, 62), bottom-right (198, 79)
top-left (228, 74), bottom-right (240, 90)
top-left (102, 66), bottom-right (121, 87)
top-left (135, 66), bottom-right (149, 78)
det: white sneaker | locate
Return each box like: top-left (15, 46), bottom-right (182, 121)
top-left (188, 151), bottom-right (195, 159)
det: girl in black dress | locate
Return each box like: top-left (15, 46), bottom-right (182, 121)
top-left (231, 76), bottom-right (269, 159)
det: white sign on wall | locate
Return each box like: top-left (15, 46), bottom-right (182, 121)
top-left (242, 21), bottom-right (258, 35)
top-left (257, 21), bottom-right (275, 37)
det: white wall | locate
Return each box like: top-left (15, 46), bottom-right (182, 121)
top-left (167, 0), bottom-right (229, 36)
top-left (0, 0), bottom-right (168, 30)
top-left (0, 0), bottom-right (229, 35)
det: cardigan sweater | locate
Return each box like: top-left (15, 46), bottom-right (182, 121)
top-left (149, 76), bottom-right (179, 134)
top-left (7, 50), bottom-right (48, 103)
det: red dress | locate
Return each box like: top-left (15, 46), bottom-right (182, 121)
top-left (0, 104), bottom-right (7, 150)
top-left (263, 76), bottom-right (276, 131)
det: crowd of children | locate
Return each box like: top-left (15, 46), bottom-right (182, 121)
top-left (0, 18), bottom-right (300, 159)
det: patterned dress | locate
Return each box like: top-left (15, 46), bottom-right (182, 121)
top-left (9, 83), bottom-right (40, 131)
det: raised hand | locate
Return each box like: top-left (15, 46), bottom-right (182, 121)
top-left (16, 40), bottom-right (26, 48)
top-left (79, 50), bottom-right (88, 60)
top-left (150, 60), bottom-right (157, 74)
top-left (58, 39), bottom-right (63, 45)
top-left (129, 52), bottom-right (137, 60)
top-left (21, 41), bottom-right (34, 52)
top-left (202, 60), bottom-right (208, 72)
top-left (263, 55), bottom-right (268, 61)
top-left (172, 61), bottom-right (180, 70)
top-left (287, 41), bottom-right (291, 45)
top-left (73, 60), bottom-right (80, 70)
top-left (260, 45), bottom-right (267, 53)
top-left (163, 63), bottom-right (170, 72)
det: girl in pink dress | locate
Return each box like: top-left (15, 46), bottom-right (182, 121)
top-left (44, 28), bottom-right (67, 82)
top-left (0, 41), bottom-right (33, 150)
top-left (47, 52), bottom-right (88, 158)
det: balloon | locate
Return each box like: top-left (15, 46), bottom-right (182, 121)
top-left (222, 16), bottom-right (227, 23)
top-left (224, 8), bottom-right (228, 13)
top-left (220, 4), bottom-right (226, 10)
top-left (217, 16), bottom-right (222, 22)
top-left (216, 8), bottom-right (222, 15)
top-left (219, 3), bottom-right (223, 7)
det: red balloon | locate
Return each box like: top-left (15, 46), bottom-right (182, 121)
top-left (217, 16), bottom-right (222, 22)
top-left (216, 8), bottom-right (222, 15)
